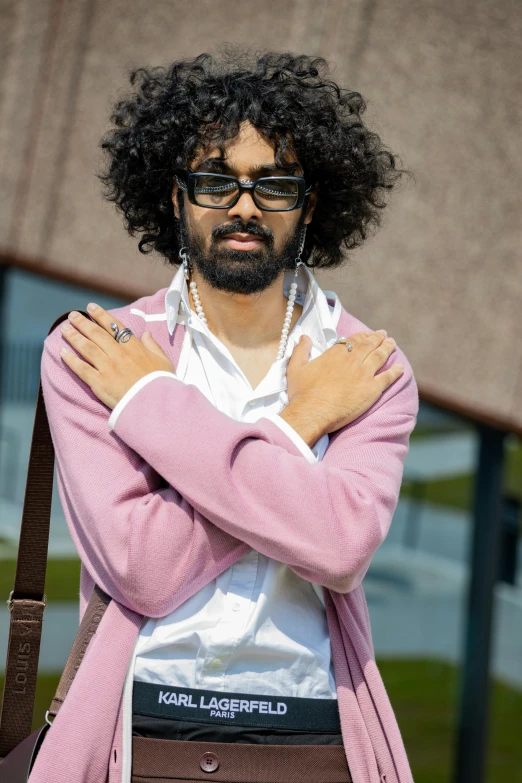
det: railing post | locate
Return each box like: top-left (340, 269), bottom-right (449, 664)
top-left (453, 423), bottom-right (507, 783)
top-left (0, 263), bottom-right (7, 477)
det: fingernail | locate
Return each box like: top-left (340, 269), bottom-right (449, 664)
top-left (61, 322), bottom-right (72, 330)
top-left (69, 310), bottom-right (79, 319)
top-left (60, 347), bottom-right (70, 356)
top-left (376, 329), bottom-right (387, 336)
top-left (87, 302), bottom-right (97, 312)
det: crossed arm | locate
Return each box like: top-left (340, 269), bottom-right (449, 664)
top-left (41, 324), bottom-right (418, 618)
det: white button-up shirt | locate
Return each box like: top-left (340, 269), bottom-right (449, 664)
top-left (117, 261), bottom-right (343, 704)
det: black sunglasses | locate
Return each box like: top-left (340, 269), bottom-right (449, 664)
top-left (175, 171), bottom-right (312, 212)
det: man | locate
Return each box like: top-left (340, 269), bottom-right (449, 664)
top-left (32, 50), bottom-right (419, 783)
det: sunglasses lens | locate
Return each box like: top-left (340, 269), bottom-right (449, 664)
top-left (254, 179), bottom-right (299, 210)
top-left (193, 176), bottom-right (239, 207)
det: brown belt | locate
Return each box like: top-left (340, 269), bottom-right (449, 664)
top-left (132, 736), bottom-right (353, 783)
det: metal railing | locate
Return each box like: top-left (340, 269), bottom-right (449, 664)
top-left (0, 341), bottom-right (44, 403)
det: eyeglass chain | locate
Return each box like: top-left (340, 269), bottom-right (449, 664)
top-left (179, 227), bottom-right (307, 361)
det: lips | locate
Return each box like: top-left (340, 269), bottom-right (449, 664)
top-left (221, 234), bottom-right (265, 250)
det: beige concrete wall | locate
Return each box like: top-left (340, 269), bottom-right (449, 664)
top-left (1, 0), bottom-right (521, 431)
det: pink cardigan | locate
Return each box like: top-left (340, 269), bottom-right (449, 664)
top-left (30, 287), bottom-right (419, 783)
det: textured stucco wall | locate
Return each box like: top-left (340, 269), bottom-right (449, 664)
top-left (1, 0), bottom-right (520, 430)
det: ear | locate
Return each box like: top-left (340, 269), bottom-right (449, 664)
top-left (304, 187), bottom-right (318, 225)
top-left (172, 178), bottom-right (180, 219)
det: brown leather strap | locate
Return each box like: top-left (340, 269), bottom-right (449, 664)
top-left (0, 311), bottom-right (112, 757)
top-left (12, 381), bottom-right (54, 602)
top-left (131, 737), bottom-right (353, 782)
top-left (48, 584), bottom-right (111, 718)
top-left (0, 598), bottom-right (47, 758)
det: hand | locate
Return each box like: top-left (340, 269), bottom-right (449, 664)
top-left (280, 329), bottom-right (404, 442)
top-left (58, 304), bottom-right (176, 410)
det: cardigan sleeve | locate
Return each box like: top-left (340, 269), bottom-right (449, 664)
top-left (108, 371), bottom-right (321, 464)
top-left (110, 343), bottom-right (419, 595)
top-left (40, 325), bottom-right (249, 618)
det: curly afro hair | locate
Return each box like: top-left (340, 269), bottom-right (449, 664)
top-left (97, 46), bottom-right (406, 269)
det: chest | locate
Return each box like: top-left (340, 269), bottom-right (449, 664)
top-left (177, 308), bottom-right (305, 412)
top-left (207, 304), bottom-right (304, 391)
top-left (221, 342), bottom-right (283, 390)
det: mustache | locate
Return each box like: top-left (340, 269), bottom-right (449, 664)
top-left (212, 222), bottom-right (273, 242)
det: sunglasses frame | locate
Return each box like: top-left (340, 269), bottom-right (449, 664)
top-left (175, 171), bottom-right (313, 212)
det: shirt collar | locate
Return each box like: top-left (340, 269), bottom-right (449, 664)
top-left (164, 259), bottom-right (340, 349)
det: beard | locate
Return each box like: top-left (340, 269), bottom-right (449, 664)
top-left (176, 202), bottom-right (307, 295)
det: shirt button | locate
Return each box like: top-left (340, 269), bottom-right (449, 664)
top-left (210, 658), bottom-right (222, 668)
top-left (232, 602), bottom-right (240, 611)
top-left (248, 400), bottom-right (256, 406)
top-left (200, 752), bottom-right (219, 772)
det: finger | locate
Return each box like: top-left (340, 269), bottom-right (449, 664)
top-left (65, 309), bottom-right (119, 355)
top-left (69, 304), bottom-right (135, 353)
top-left (327, 330), bottom-right (369, 358)
top-left (364, 337), bottom-right (397, 372)
top-left (354, 330), bottom-right (385, 339)
top-left (59, 345), bottom-right (100, 387)
top-left (375, 362), bottom-right (405, 393)
top-left (350, 330), bottom-right (386, 339)
top-left (140, 330), bottom-right (169, 359)
top-left (59, 322), bottom-right (108, 368)
top-left (288, 334), bottom-right (312, 367)
top-left (353, 330), bottom-right (388, 362)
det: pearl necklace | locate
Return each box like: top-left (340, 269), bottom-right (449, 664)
top-left (187, 262), bottom-right (302, 361)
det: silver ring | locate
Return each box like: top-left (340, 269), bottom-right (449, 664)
top-left (111, 323), bottom-right (134, 343)
top-left (334, 336), bottom-right (353, 352)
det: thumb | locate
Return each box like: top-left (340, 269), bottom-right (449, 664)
top-left (140, 330), bottom-right (168, 358)
top-left (288, 334), bottom-right (312, 367)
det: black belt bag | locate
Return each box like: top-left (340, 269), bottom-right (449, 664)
top-left (132, 682), bottom-right (342, 733)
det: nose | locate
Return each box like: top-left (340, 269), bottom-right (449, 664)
top-left (227, 189), bottom-right (263, 223)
